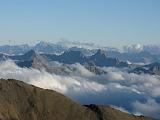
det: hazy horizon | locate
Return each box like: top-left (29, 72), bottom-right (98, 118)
top-left (0, 0), bottom-right (160, 47)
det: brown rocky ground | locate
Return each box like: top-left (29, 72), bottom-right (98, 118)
top-left (0, 79), bottom-right (154, 120)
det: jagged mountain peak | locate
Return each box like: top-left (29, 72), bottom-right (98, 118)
top-left (95, 49), bottom-right (107, 57)
top-left (63, 50), bottom-right (84, 57)
top-left (35, 41), bottom-right (51, 47)
top-left (23, 49), bottom-right (37, 58)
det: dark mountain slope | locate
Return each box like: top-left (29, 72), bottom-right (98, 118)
top-left (42, 49), bottom-right (130, 68)
top-left (107, 51), bottom-right (159, 63)
top-left (0, 79), bottom-right (153, 120)
top-left (131, 62), bottom-right (160, 75)
top-left (42, 50), bottom-right (87, 64)
top-left (10, 49), bottom-right (37, 61)
top-left (89, 49), bottom-right (129, 67)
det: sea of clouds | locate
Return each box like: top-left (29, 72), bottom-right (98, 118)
top-left (0, 60), bottom-right (160, 119)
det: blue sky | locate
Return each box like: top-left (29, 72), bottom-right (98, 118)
top-left (0, 0), bottom-right (160, 47)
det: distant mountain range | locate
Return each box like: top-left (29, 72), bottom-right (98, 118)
top-left (0, 41), bottom-right (160, 63)
top-left (0, 41), bottom-right (97, 55)
top-left (0, 49), bottom-right (130, 68)
top-left (0, 41), bottom-right (160, 76)
top-left (0, 48), bottom-right (160, 76)
top-left (0, 79), bottom-right (153, 120)
top-left (41, 49), bottom-right (130, 68)
top-left (0, 44), bottom-right (31, 55)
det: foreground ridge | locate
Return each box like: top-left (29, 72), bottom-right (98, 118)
top-left (0, 79), bottom-right (153, 120)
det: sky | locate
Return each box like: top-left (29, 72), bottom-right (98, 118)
top-left (0, 0), bottom-right (160, 47)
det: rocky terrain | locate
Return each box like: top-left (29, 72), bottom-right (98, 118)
top-left (0, 79), bottom-right (153, 120)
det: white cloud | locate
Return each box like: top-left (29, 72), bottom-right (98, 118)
top-left (123, 44), bottom-right (160, 55)
top-left (71, 63), bottom-right (94, 77)
top-left (123, 44), bottom-right (143, 53)
top-left (106, 72), bottom-right (124, 81)
top-left (132, 99), bottom-right (160, 118)
top-left (0, 60), bottom-right (160, 119)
